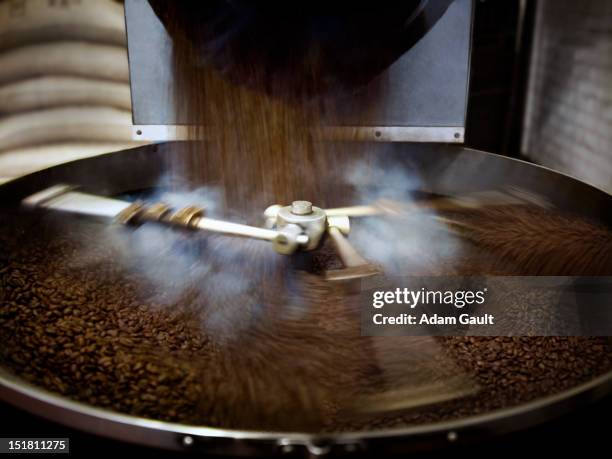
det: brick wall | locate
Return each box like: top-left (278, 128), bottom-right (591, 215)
top-left (522, 0), bottom-right (612, 193)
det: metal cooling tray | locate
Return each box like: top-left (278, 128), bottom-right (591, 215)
top-left (0, 142), bottom-right (611, 456)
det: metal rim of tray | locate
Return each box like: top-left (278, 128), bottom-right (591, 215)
top-left (1, 369), bottom-right (611, 455)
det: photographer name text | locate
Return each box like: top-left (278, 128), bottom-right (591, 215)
top-left (371, 287), bottom-right (495, 326)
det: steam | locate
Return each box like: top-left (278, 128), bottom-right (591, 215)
top-left (68, 156), bottom-right (463, 345)
top-left (75, 179), bottom-right (286, 341)
top-left (343, 157), bottom-right (462, 274)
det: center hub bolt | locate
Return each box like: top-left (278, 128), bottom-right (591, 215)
top-left (291, 200), bottom-right (313, 215)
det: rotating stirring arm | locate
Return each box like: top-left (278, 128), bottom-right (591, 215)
top-left (23, 185), bottom-right (309, 253)
top-left (22, 184), bottom-right (548, 282)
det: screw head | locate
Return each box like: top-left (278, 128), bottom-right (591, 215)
top-left (182, 435), bottom-right (194, 447)
top-left (291, 200), bottom-right (313, 215)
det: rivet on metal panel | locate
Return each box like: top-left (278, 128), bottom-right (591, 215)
top-left (182, 435), bottom-right (194, 447)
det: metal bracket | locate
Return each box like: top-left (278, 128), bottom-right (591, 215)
top-left (132, 125), bottom-right (465, 143)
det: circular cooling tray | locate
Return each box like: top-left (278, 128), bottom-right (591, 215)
top-left (1, 142), bottom-right (611, 456)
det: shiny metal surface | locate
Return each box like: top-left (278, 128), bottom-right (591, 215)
top-left (275, 203), bottom-right (327, 251)
top-left (131, 125), bottom-right (465, 143)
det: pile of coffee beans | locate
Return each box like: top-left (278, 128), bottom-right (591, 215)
top-left (337, 336), bottom-right (610, 431)
top-left (0, 208), bottom-right (610, 433)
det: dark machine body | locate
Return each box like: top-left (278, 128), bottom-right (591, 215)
top-left (147, 0), bottom-right (453, 96)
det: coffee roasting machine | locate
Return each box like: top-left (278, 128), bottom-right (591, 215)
top-left (1, 0), bottom-right (612, 456)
